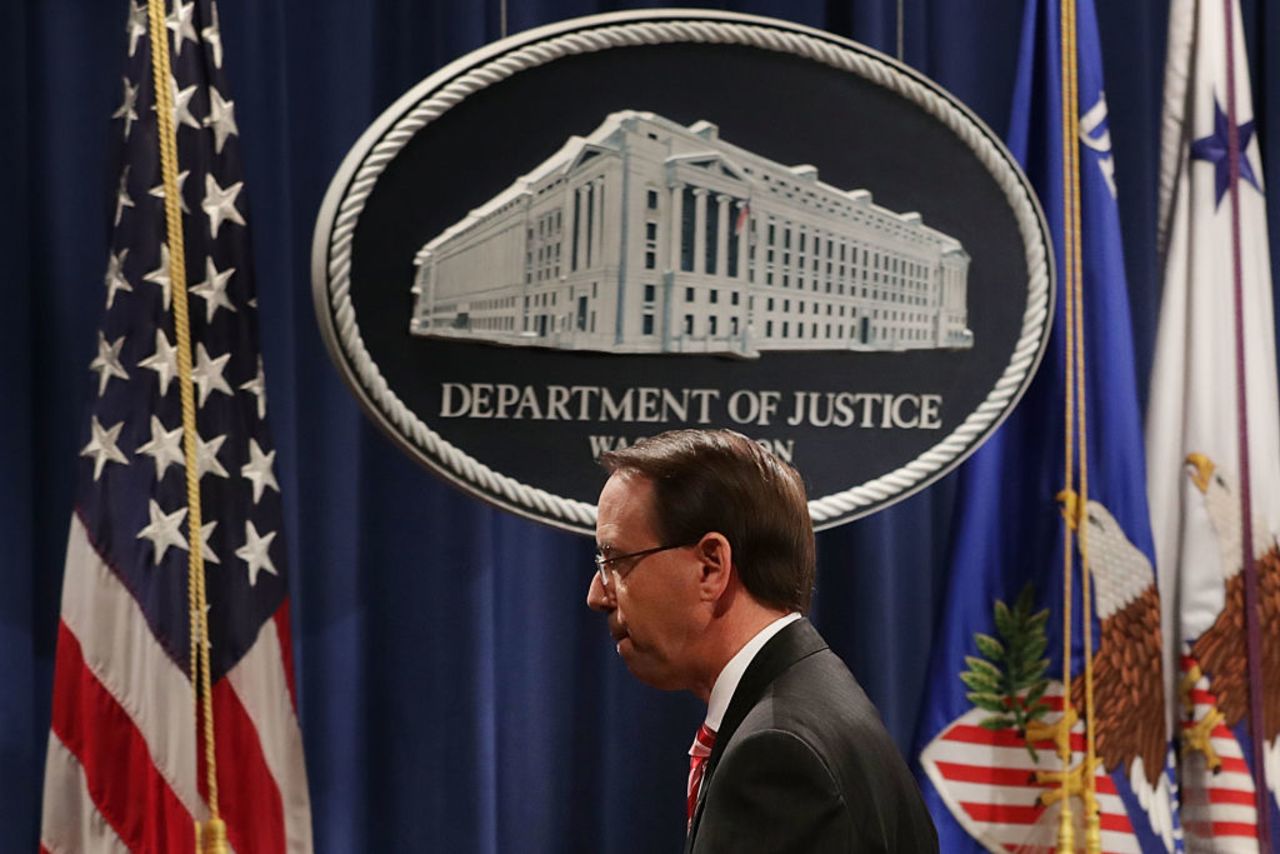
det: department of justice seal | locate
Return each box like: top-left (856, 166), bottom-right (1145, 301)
top-left (312, 10), bottom-right (1054, 534)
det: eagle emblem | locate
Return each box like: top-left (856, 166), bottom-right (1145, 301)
top-left (1178, 453), bottom-right (1280, 845)
top-left (919, 495), bottom-right (1176, 852)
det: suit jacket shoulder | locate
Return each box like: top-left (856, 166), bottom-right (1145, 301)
top-left (688, 620), bottom-right (937, 854)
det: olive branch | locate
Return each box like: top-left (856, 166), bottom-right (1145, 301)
top-left (959, 583), bottom-right (1052, 761)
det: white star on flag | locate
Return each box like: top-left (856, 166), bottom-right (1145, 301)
top-left (240, 357), bottom-right (267, 419)
top-left (112, 77), bottom-right (139, 139)
top-left (235, 521), bottom-right (278, 586)
top-left (142, 243), bottom-right (172, 310)
top-left (137, 329), bottom-right (179, 397)
top-left (165, 0), bottom-right (198, 58)
top-left (114, 165), bottom-right (135, 227)
top-left (199, 520), bottom-right (220, 565)
top-left (201, 1), bottom-right (224, 68)
top-left (156, 75), bottom-right (201, 131)
top-left (241, 439), bottom-right (280, 504)
top-left (195, 431), bottom-right (230, 481)
top-left (136, 415), bottom-right (184, 480)
top-left (149, 169), bottom-right (190, 214)
top-left (202, 175), bottom-right (245, 238)
top-left (125, 1), bottom-right (147, 58)
top-left (89, 332), bottom-right (129, 396)
top-left (104, 247), bottom-right (132, 309)
top-left (204, 88), bottom-right (239, 154)
top-left (79, 416), bottom-right (129, 481)
top-left (191, 257), bottom-right (237, 323)
top-left (192, 342), bottom-right (233, 407)
top-left (136, 500), bottom-right (189, 566)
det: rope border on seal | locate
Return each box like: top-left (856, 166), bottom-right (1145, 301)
top-left (321, 18), bottom-right (1051, 530)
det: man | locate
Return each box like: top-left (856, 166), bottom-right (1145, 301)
top-left (587, 429), bottom-right (937, 853)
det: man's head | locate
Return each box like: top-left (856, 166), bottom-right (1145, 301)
top-left (586, 429), bottom-right (815, 695)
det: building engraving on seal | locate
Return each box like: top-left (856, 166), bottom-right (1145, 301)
top-left (410, 111), bottom-right (973, 357)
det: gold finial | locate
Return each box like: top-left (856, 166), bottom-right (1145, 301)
top-left (1055, 489), bottom-right (1081, 531)
top-left (1185, 452), bottom-right (1214, 494)
top-left (199, 818), bottom-right (230, 854)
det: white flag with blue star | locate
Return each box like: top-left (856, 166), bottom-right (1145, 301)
top-left (1147, 0), bottom-right (1280, 846)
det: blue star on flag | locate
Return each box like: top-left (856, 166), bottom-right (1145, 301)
top-left (1190, 96), bottom-right (1262, 207)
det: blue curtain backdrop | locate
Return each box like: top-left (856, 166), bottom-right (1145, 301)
top-left (3, 1), bottom-right (1279, 852)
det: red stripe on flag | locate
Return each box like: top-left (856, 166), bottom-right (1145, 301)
top-left (1220, 756), bottom-right (1250, 774)
top-left (1211, 821), bottom-right (1261, 837)
top-left (197, 677), bottom-right (286, 854)
top-left (272, 601), bottom-right (298, 714)
top-left (50, 621), bottom-right (195, 854)
top-left (1209, 788), bottom-right (1259, 806)
top-left (943, 724), bottom-right (1085, 752)
top-left (933, 760), bottom-right (1118, 794)
top-left (961, 800), bottom-right (1131, 833)
top-left (1099, 811), bottom-right (1134, 832)
top-left (961, 801), bottom-right (1044, 824)
top-left (1189, 689), bottom-right (1217, 705)
top-left (1181, 655), bottom-right (1198, 671)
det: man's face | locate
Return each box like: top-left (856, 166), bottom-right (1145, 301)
top-left (587, 472), bottom-right (704, 691)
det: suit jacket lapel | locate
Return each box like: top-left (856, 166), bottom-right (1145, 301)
top-left (685, 619), bottom-right (828, 849)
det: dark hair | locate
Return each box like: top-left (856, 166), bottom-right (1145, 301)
top-left (599, 429), bottom-right (814, 613)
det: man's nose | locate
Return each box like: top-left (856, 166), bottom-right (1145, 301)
top-left (586, 571), bottom-right (612, 612)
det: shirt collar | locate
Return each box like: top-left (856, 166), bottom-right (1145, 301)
top-left (704, 612), bottom-right (801, 731)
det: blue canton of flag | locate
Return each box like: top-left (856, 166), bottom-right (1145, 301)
top-left (913, 0), bottom-right (1178, 850)
top-left (40, 2), bottom-right (312, 852)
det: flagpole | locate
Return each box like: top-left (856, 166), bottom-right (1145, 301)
top-left (1056, 0), bottom-right (1079, 847)
top-left (1220, 0), bottom-right (1272, 846)
top-left (1062, 0), bottom-right (1102, 848)
top-left (144, 1), bottom-right (226, 850)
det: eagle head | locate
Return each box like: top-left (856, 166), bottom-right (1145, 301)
top-left (1186, 452), bottom-right (1215, 494)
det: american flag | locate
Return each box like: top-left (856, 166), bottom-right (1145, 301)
top-left (39, 2), bottom-right (313, 851)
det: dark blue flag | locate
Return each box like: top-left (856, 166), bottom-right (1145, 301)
top-left (913, 0), bottom-right (1178, 850)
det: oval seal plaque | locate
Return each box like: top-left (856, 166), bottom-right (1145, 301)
top-left (312, 10), bottom-right (1054, 535)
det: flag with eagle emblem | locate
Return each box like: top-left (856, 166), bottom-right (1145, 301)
top-left (1146, 0), bottom-right (1280, 847)
top-left (913, 0), bottom-right (1178, 849)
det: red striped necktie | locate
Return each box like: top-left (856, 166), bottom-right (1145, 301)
top-left (686, 722), bottom-right (717, 830)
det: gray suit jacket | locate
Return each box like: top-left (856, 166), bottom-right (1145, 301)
top-left (686, 619), bottom-right (937, 853)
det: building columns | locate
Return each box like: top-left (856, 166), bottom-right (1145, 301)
top-left (668, 182), bottom-right (685, 273)
top-left (692, 188), bottom-right (709, 275)
top-left (735, 200), bottom-right (750, 281)
top-left (575, 184), bottom-right (590, 271)
top-left (592, 178), bottom-right (605, 270)
top-left (715, 194), bottom-right (731, 278)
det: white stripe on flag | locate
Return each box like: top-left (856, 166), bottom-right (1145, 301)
top-left (40, 732), bottom-right (131, 854)
top-left (60, 514), bottom-right (207, 820)
top-left (226, 616), bottom-right (314, 852)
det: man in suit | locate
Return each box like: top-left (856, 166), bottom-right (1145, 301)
top-left (587, 429), bottom-right (937, 853)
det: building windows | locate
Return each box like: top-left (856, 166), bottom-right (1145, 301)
top-left (710, 290), bottom-right (719, 304)
top-left (645, 251), bottom-right (656, 269)
top-left (643, 313), bottom-right (655, 335)
top-left (684, 314), bottom-right (694, 335)
top-left (709, 316), bottom-right (718, 335)
top-left (643, 284), bottom-right (656, 302)
top-left (686, 287), bottom-right (695, 302)
top-left (647, 189), bottom-right (659, 210)
top-left (766, 320), bottom-right (774, 337)
top-left (731, 316), bottom-right (739, 335)
top-left (645, 221), bottom-right (658, 241)
top-left (731, 291), bottom-right (739, 306)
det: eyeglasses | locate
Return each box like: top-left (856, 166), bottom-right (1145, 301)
top-left (594, 541), bottom-right (699, 592)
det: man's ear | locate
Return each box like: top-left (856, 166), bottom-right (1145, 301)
top-left (694, 532), bottom-right (733, 602)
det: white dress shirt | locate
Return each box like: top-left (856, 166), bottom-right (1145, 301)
top-left (704, 612), bottom-right (802, 732)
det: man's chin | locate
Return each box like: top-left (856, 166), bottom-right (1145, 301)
top-left (618, 644), bottom-right (681, 691)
